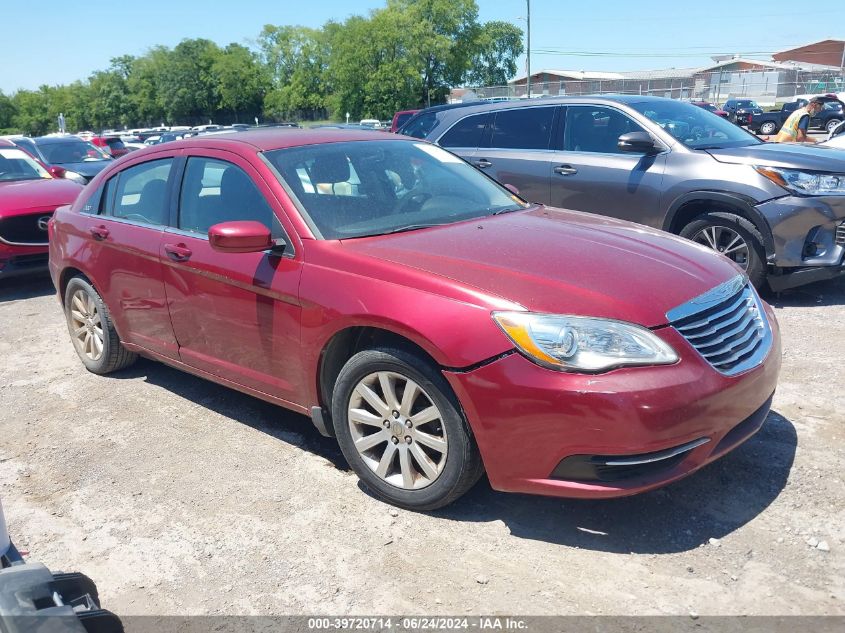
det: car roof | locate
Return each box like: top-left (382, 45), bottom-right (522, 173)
top-left (132, 129), bottom-right (415, 154)
top-left (34, 135), bottom-right (85, 144)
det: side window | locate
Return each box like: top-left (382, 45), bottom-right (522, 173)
top-left (489, 107), bottom-right (555, 150)
top-left (563, 106), bottom-right (645, 154)
top-left (178, 157), bottom-right (275, 235)
top-left (108, 159), bottom-right (173, 225)
top-left (399, 112), bottom-right (438, 139)
top-left (439, 113), bottom-right (490, 149)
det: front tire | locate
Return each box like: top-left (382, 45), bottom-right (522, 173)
top-left (826, 118), bottom-right (842, 134)
top-left (331, 347), bottom-right (483, 511)
top-left (64, 276), bottom-right (137, 374)
top-left (759, 121), bottom-right (777, 135)
top-left (680, 212), bottom-right (767, 290)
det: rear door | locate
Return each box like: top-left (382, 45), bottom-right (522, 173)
top-left (464, 106), bottom-right (558, 205)
top-left (160, 149), bottom-right (304, 402)
top-left (548, 104), bottom-right (666, 225)
top-left (436, 111), bottom-right (490, 166)
top-left (81, 153), bottom-right (180, 357)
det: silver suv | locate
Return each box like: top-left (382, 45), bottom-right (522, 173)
top-left (400, 96), bottom-right (845, 291)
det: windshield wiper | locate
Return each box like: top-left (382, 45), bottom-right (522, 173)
top-left (378, 223), bottom-right (446, 236)
top-left (490, 206), bottom-right (522, 215)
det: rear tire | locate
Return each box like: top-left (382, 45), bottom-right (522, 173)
top-left (64, 276), bottom-right (137, 375)
top-left (680, 212), bottom-right (767, 291)
top-left (331, 347), bottom-right (484, 511)
top-left (826, 118), bottom-right (842, 134)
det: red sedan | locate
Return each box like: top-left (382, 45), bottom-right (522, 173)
top-left (0, 140), bottom-right (83, 279)
top-left (48, 130), bottom-right (781, 509)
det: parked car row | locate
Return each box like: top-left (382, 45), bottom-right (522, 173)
top-left (397, 95), bottom-right (845, 291)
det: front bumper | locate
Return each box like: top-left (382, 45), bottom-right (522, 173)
top-left (443, 304), bottom-right (781, 499)
top-left (0, 250), bottom-right (49, 280)
top-left (757, 195), bottom-right (845, 266)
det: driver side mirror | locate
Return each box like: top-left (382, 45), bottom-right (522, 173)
top-left (208, 220), bottom-right (274, 253)
top-left (617, 131), bottom-right (660, 154)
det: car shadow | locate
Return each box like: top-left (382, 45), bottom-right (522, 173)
top-left (108, 358), bottom-right (348, 471)
top-left (0, 273), bottom-right (55, 303)
top-left (107, 359), bottom-right (795, 554)
top-left (765, 276), bottom-right (845, 307)
top-left (423, 411), bottom-right (797, 554)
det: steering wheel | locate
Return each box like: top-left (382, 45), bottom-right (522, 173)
top-left (396, 191), bottom-right (432, 215)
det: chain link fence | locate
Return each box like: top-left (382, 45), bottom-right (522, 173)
top-left (463, 67), bottom-right (845, 107)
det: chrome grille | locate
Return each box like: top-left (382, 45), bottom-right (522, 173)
top-left (667, 275), bottom-right (772, 376)
top-left (836, 222), bottom-right (845, 246)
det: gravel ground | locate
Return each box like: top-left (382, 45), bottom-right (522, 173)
top-left (0, 273), bottom-right (843, 616)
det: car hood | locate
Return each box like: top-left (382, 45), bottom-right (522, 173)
top-left (341, 207), bottom-right (741, 328)
top-left (705, 142), bottom-right (845, 170)
top-left (0, 178), bottom-right (83, 215)
top-left (54, 160), bottom-right (111, 179)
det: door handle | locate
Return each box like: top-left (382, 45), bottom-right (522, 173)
top-left (89, 225), bottom-right (110, 240)
top-left (164, 243), bottom-right (193, 262)
top-left (474, 159), bottom-right (492, 168)
top-left (554, 165), bottom-right (578, 176)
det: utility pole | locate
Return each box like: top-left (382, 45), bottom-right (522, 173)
top-left (840, 41), bottom-right (845, 90)
top-left (526, 0), bottom-right (531, 98)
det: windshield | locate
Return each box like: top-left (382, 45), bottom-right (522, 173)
top-left (736, 101), bottom-right (759, 109)
top-left (37, 139), bottom-right (110, 165)
top-left (265, 140), bottom-right (528, 239)
top-left (0, 148), bottom-right (52, 182)
top-left (629, 100), bottom-right (762, 149)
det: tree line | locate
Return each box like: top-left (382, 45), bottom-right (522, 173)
top-left (0, 0), bottom-right (522, 136)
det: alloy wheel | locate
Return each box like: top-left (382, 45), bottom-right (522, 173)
top-left (691, 225), bottom-right (750, 270)
top-left (347, 371), bottom-right (448, 490)
top-left (69, 289), bottom-right (105, 362)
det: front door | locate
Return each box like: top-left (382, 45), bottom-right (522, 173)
top-left (160, 150), bottom-right (303, 402)
top-left (548, 105), bottom-right (666, 226)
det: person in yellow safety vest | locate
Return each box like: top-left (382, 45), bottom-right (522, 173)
top-left (771, 97), bottom-right (824, 143)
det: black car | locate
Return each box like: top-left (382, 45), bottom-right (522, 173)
top-left (11, 136), bottom-right (112, 184)
top-left (722, 99), bottom-right (763, 126)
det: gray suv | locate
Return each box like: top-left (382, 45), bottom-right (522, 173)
top-left (400, 96), bottom-right (845, 291)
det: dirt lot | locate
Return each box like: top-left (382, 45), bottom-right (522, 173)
top-left (1, 274), bottom-right (843, 616)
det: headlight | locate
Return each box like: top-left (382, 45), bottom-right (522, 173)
top-left (492, 312), bottom-right (678, 373)
top-left (755, 166), bottom-right (845, 196)
top-left (62, 170), bottom-right (87, 184)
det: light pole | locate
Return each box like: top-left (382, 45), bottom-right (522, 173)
top-left (526, 0), bottom-right (531, 98)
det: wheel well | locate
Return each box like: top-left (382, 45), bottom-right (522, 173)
top-left (668, 199), bottom-right (765, 241)
top-left (317, 327), bottom-right (441, 417)
top-left (58, 267), bottom-right (89, 305)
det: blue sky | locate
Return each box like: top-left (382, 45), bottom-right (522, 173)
top-left (1, 0), bottom-right (836, 92)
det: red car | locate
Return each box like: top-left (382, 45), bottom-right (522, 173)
top-left (0, 140), bottom-right (83, 279)
top-left (390, 109), bottom-right (420, 133)
top-left (48, 131), bottom-right (781, 510)
top-left (90, 135), bottom-right (132, 158)
top-left (691, 101), bottom-right (729, 118)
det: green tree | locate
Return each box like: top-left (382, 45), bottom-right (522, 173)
top-left (0, 92), bottom-right (17, 132)
top-left (213, 43), bottom-right (269, 122)
top-left (259, 25), bottom-right (329, 120)
top-left (466, 21), bottom-right (524, 88)
top-left (157, 39), bottom-right (221, 124)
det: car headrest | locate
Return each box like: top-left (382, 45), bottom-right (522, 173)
top-left (310, 153), bottom-right (350, 184)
